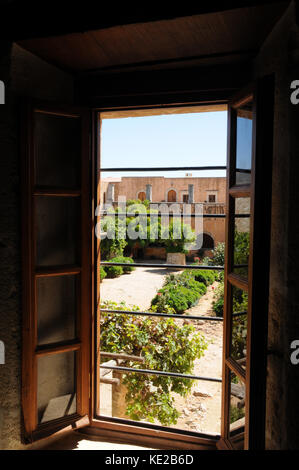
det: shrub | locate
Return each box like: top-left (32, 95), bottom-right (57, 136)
top-left (151, 271), bottom-right (207, 314)
top-left (100, 266), bottom-right (107, 282)
top-left (210, 242), bottom-right (225, 266)
top-left (151, 287), bottom-right (189, 314)
top-left (100, 208), bottom-right (127, 260)
top-left (100, 300), bottom-right (207, 426)
top-left (105, 264), bottom-right (123, 278)
top-left (109, 256), bottom-right (135, 273)
top-left (190, 269), bottom-right (216, 286)
top-left (230, 404), bottom-right (245, 424)
top-left (213, 297), bottom-right (224, 317)
top-left (212, 282), bottom-right (224, 317)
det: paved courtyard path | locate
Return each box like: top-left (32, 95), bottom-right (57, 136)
top-left (100, 261), bottom-right (180, 310)
top-left (173, 281), bottom-right (223, 435)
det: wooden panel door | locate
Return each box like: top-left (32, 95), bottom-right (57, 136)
top-left (21, 102), bottom-right (92, 442)
top-left (220, 77), bottom-right (274, 450)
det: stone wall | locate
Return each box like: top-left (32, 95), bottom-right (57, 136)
top-left (111, 176), bottom-right (226, 203)
top-left (0, 42), bottom-right (74, 449)
top-left (253, 0), bottom-right (299, 449)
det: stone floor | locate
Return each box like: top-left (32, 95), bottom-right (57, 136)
top-left (36, 432), bottom-right (154, 450)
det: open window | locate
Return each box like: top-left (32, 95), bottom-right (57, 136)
top-left (21, 79), bottom-right (273, 449)
top-left (21, 102), bottom-right (92, 442)
top-left (219, 77), bottom-right (274, 450)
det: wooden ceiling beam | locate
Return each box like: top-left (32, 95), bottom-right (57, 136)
top-left (1, 1), bottom-right (289, 40)
top-left (75, 62), bottom-right (251, 108)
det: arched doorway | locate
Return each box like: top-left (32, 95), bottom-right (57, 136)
top-left (202, 233), bottom-right (214, 249)
top-left (167, 189), bottom-right (177, 202)
top-left (137, 191), bottom-right (146, 201)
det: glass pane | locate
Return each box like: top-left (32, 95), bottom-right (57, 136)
top-left (36, 196), bottom-right (80, 267)
top-left (37, 275), bottom-right (77, 346)
top-left (235, 197), bottom-right (250, 215)
top-left (34, 112), bottom-right (81, 188)
top-left (230, 286), bottom-right (248, 368)
top-left (37, 351), bottom-right (76, 424)
top-left (235, 100), bottom-right (253, 185)
top-left (233, 203), bottom-right (250, 279)
top-left (229, 371), bottom-right (245, 447)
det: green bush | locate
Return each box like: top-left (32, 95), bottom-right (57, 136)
top-left (100, 207), bottom-right (127, 260)
top-left (100, 266), bottom-right (107, 282)
top-left (105, 264), bottom-right (124, 278)
top-left (230, 404), bottom-right (245, 424)
top-left (104, 256), bottom-right (135, 278)
top-left (212, 282), bottom-right (224, 317)
top-left (213, 297), bottom-right (224, 317)
top-left (190, 269), bottom-right (216, 286)
top-left (109, 256), bottom-right (135, 273)
top-left (151, 271), bottom-right (207, 314)
top-left (100, 300), bottom-right (207, 426)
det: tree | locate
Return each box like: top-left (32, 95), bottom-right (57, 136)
top-left (100, 301), bottom-right (207, 425)
top-left (100, 200), bottom-right (196, 259)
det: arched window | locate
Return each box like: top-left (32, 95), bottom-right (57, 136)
top-left (167, 189), bottom-right (177, 202)
top-left (138, 191), bottom-right (146, 201)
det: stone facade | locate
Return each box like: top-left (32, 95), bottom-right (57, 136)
top-left (102, 176), bottom-right (226, 204)
top-left (100, 176), bottom-right (226, 249)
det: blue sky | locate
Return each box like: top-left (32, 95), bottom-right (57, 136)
top-left (100, 111), bottom-right (227, 178)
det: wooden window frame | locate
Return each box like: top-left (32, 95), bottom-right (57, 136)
top-left (89, 79), bottom-right (274, 449)
top-left (220, 76), bottom-right (274, 450)
top-left (21, 101), bottom-right (92, 443)
top-left (21, 84), bottom-right (273, 449)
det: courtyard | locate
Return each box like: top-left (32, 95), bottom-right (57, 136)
top-left (100, 262), bottom-right (223, 435)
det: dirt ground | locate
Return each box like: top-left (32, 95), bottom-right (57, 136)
top-left (100, 262), bottom-right (176, 310)
top-left (172, 282), bottom-right (222, 435)
top-left (100, 266), bottom-right (223, 435)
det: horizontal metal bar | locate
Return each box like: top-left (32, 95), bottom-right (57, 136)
top-left (100, 308), bottom-right (223, 321)
top-left (232, 311), bottom-right (247, 317)
top-left (100, 351), bottom-right (144, 362)
top-left (100, 166), bottom-right (227, 172)
top-left (100, 377), bottom-right (120, 385)
top-left (100, 212), bottom-right (249, 218)
top-left (100, 212), bottom-right (227, 218)
top-left (99, 364), bottom-right (222, 383)
top-left (100, 262), bottom-right (225, 270)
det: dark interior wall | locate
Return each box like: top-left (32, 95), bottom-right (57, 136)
top-left (253, 1), bottom-right (299, 449)
top-left (0, 4), bottom-right (298, 450)
top-left (0, 42), bottom-right (74, 449)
